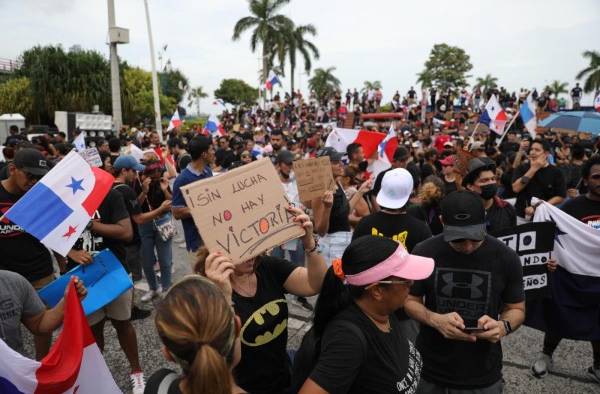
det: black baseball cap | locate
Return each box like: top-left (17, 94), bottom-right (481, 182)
top-left (276, 150), bottom-right (294, 165)
top-left (317, 147), bottom-right (344, 162)
top-left (441, 191), bottom-right (486, 242)
top-left (13, 148), bottom-right (49, 176)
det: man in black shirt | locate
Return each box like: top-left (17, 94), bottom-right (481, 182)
top-left (463, 158), bottom-right (516, 234)
top-left (372, 147), bottom-right (420, 210)
top-left (405, 191), bottom-right (525, 392)
top-left (215, 136), bottom-right (235, 170)
top-left (512, 139), bottom-right (566, 218)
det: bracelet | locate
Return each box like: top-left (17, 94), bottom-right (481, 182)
top-left (520, 176), bottom-right (530, 185)
top-left (305, 235), bottom-right (320, 255)
top-left (501, 319), bottom-right (512, 336)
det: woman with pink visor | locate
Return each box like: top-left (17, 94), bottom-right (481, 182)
top-left (293, 235), bottom-right (434, 394)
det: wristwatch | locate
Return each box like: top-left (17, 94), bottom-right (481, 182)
top-left (520, 175), bottom-right (530, 185)
top-left (501, 319), bottom-right (513, 336)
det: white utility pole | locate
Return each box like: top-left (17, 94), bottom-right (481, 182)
top-left (143, 0), bottom-right (163, 141)
top-left (107, 0), bottom-right (124, 131)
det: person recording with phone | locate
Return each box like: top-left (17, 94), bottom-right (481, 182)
top-left (404, 191), bottom-right (525, 393)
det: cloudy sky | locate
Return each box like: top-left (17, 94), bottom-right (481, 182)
top-left (3, 0), bottom-right (600, 114)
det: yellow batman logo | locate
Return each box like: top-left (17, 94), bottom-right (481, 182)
top-left (240, 299), bottom-right (287, 347)
top-left (371, 228), bottom-right (408, 248)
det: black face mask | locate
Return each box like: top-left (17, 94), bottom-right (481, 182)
top-left (480, 183), bottom-right (497, 200)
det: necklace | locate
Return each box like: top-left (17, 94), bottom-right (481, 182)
top-left (362, 309), bottom-right (392, 333)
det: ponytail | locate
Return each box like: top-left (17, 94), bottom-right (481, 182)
top-left (312, 267), bottom-right (351, 338)
top-left (185, 344), bottom-right (232, 394)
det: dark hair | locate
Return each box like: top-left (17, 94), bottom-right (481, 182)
top-left (270, 129), bottom-right (283, 137)
top-left (582, 155), bottom-right (600, 179)
top-left (424, 148), bottom-right (438, 161)
top-left (393, 146), bottom-right (409, 161)
top-left (532, 139), bottom-right (551, 152)
top-left (9, 125), bottom-right (19, 133)
top-left (188, 136), bottom-right (212, 161)
top-left (57, 131), bottom-right (66, 139)
top-left (312, 236), bottom-right (398, 338)
top-left (108, 137), bottom-right (121, 153)
top-left (54, 143), bottom-right (73, 156)
top-left (346, 142), bottom-right (362, 158)
top-left (571, 143), bottom-right (585, 160)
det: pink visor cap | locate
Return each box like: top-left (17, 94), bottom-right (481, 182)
top-left (344, 244), bottom-right (434, 286)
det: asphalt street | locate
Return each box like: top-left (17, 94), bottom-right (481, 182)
top-left (21, 225), bottom-right (600, 393)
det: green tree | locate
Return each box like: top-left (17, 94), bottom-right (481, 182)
top-left (361, 80), bottom-right (382, 93)
top-left (546, 80), bottom-right (569, 98)
top-left (188, 87), bottom-right (209, 116)
top-left (576, 50), bottom-right (600, 94)
top-left (232, 0), bottom-right (294, 87)
top-left (122, 67), bottom-right (176, 125)
top-left (214, 79), bottom-right (259, 106)
top-left (416, 71), bottom-right (433, 89)
top-left (418, 43), bottom-right (473, 92)
top-left (308, 67), bottom-right (341, 102)
top-left (159, 68), bottom-right (189, 104)
top-left (475, 74), bottom-right (498, 93)
top-left (0, 77), bottom-right (33, 119)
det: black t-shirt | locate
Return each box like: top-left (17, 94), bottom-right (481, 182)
top-left (561, 195), bottom-right (600, 229)
top-left (410, 235), bottom-right (524, 389)
top-left (216, 148), bottom-right (236, 170)
top-left (408, 204), bottom-right (443, 235)
top-left (0, 183), bottom-right (53, 281)
top-left (310, 303), bottom-right (422, 394)
top-left (134, 179), bottom-right (170, 213)
top-left (328, 184), bottom-right (350, 233)
top-left (420, 162), bottom-right (437, 181)
top-left (66, 189), bottom-right (130, 271)
top-left (177, 153), bottom-right (192, 173)
top-left (513, 163), bottom-right (566, 217)
top-left (353, 211), bottom-right (431, 252)
top-left (500, 141), bottom-right (519, 154)
top-left (145, 369), bottom-right (182, 394)
top-left (443, 178), bottom-right (458, 195)
top-left (233, 256), bottom-right (297, 394)
top-left (112, 183), bottom-right (142, 245)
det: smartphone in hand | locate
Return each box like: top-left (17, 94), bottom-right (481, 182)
top-left (463, 326), bottom-right (486, 334)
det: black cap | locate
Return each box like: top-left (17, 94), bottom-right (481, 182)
top-left (13, 148), bottom-right (49, 176)
top-left (462, 158), bottom-right (496, 186)
top-left (276, 150), bottom-right (294, 165)
top-left (317, 147), bottom-right (344, 162)
top-left (441, 191), bottom-right (486, 242)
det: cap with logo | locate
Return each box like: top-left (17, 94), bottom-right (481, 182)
top-left (376, 168), bottom-right (413, 209)
top-left (441, 190), bottom-right (486, 242)
top-left (317, 147), bottom-right (344, 162)
top-left (13, 148), bottom-right (49, 176)
top-left (114, 155), bottom-right (145, 172)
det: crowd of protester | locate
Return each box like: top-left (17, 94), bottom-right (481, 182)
top-left (0, 83), bottom-right (599, 394)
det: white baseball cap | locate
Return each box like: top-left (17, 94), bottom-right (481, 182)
top-left (376, 168), bottom-right (413, 209)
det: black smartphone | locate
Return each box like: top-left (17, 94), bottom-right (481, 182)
top-left (463, 327), bottom-right (486, 333)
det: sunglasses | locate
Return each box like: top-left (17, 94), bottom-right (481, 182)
top-left (365, 279), bottom-right (414, 289)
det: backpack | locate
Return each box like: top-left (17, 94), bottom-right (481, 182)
top-left (289, 320), bottom-right (368, 393)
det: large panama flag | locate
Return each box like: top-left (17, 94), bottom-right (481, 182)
top-left (3, 151), bottom-right (113, 256)
top-left (0, 281), bottom-right (121, 393)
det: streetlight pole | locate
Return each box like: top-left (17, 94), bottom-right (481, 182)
top-left (107, 0), bottom-right (123, 131)
top-left (143, 0), bottom-right (163, 141)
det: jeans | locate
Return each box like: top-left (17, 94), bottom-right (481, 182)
top-left (139, 213), bottom-right (173, 291)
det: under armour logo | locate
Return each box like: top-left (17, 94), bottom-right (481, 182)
top-left (441, 273), bottom-right (483, 299)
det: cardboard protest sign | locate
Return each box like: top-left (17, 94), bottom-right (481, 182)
top-left (79, 147), bottom-right (103, 167)
top-left (492, 222), bottom-right (556, 299)
top-left (293, 156), bottom-right (336, 203)
top-left (38, 249), bottom-right (132, 315)
top-left (181, 158), bottom-right (305, 263)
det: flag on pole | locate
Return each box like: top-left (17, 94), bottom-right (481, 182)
top-left (264, 71), bottom-right (281, 90)
top-left (167, 109), bottom-right (182, 131)
top-left (478, 94), bottom-right (507, 135)
top-left (0, 281), bottom-right (121, 393)
top-left (325, 128), bottom-right (387, 159)
top-left (520, 93), bottom-right (537, 139)
top-left (72, 132), bottom-right (85, 152)
top-left (594, 93), bottom-right (600, 112)
top-left (213, 98), bottom-right (226, 108)
top-left (203, 114), bottom-right (225, 137)
top-left (2, 151), bottom-right (113, 256)
top-left (369, 125), bottom-right (399, 179)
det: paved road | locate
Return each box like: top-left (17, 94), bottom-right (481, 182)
top-left (21, 227), bottom-right (599, 393)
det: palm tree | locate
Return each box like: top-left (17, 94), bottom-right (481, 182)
top-left (188, 87), bottom-right (208, 116)
top-left (416, 71), bottom-right (433, 89)
top-left (232, 0), bottom-right (293, 87)
top-left (576, 50), bottom-right (600, 94)
top-left (308, 67), bottom-right (341, 102)
top-left (547, 80), bottom-right (568, 98)
top-left (361, 80), bottom-right (382, 93)
top-left (475, 74), bottom-right (498, 93)
top-left (282, 24), bottom-right (319, 96)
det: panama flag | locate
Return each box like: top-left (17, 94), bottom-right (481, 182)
top-left (3, 151), bottom-right (113, 256)
top-left (213, 98), bottom-right (226, 108)
top-left (72, 132), bottom-right (85, 152)
top-left (203, 114), bottom-right (226, 137)
top-left (594, 93), bottom-right (600, 112)
top-left (325, 128), bottom-right (387, 160)
top-left (0, 280), bottom-right (120, 393)
top-left (167, 109), bottom-right (182, 131)
top-left (520, 93), bottom-right (537, 139)
top-left (369, 125), bottom-right (399, 179)
top-left (479, 94), bottom-right (507, 135)
top-left (264, 70), bottom-right (281, 90)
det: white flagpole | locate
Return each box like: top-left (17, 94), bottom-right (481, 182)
top-left (496, 110), bottom-right (520, 146)
top-left (143, 0), bottom-right (163, 142)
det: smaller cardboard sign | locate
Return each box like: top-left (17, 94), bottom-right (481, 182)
top-left (293, 157), bottom-right (336, 203)
top-left (181, 158), bottom-right (305, 263)
top-left (79, 148), bottom-right (103, 167)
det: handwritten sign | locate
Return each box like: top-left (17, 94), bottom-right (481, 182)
top-left (181, 158), bottom-right (305, 263)
top-left (293, 157), bottom-right (336, 203)
top-left (79, 148), bottom-right (103, 167)
top-left (492, 222), bottom-right (556, 299)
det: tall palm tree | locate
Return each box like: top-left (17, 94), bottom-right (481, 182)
top-left (547, 80), bottom-right (568, 98)
top-left (232, 0), bottom-right (293, 87)
top-left (416, 71), bottom-right (433, 89)
top-left (188, 86), bottom-right (208, 116)
top-left (361, 80), bottom-right (382, 93)
top-left (308, 67), bottom-right (340, 102)
top-left (475, 74), bottom-right (498, 93)
top-left (576, 50), bottom-right (600, 94)
top-left (280, 24), bottom-right (319, 96)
